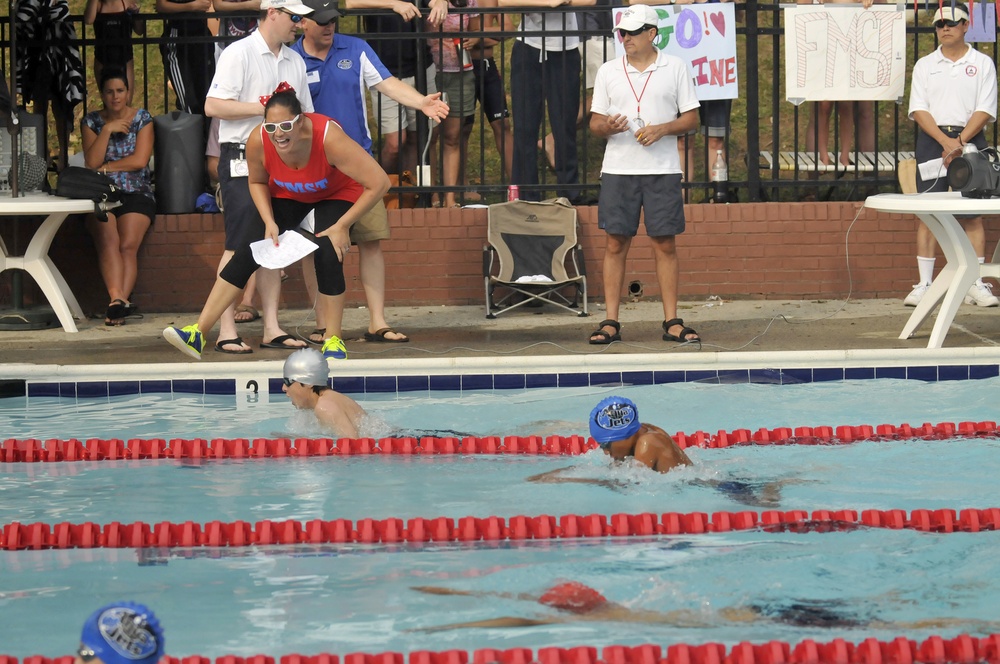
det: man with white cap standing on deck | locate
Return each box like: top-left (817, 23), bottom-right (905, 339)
top-left (904, 1), bottom-right (998, 308)
top-left (282, 348), bottom-right (366, 437)
top-left (75, 602), bottom-right (164, 664)
top-left (586, 4), bottom-right (701, 347)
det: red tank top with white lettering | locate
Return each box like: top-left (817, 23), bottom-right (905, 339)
top-left (262, 112), bottom-right (363, 204)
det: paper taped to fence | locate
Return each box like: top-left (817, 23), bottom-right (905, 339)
top-left (784, 6), bottom-right (906, 103)
top-left (612, 4), bottom-right (738, 101)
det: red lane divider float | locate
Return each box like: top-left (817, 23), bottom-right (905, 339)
top-left (3, 507), bottom-right (1000, 550)
top-left (4, 634), bottom-right (1000, 664)
top-left (1, 420), bottom-right (999, 463)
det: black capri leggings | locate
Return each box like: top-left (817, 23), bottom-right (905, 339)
top-left (220, 197), bottom-right (353, 296)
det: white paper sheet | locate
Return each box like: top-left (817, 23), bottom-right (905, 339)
top-left (250, 231), bottom-right (319, 269)
top-left (607, 105), bottom-right (643, 135)
top-left (918, 158), bottom-right (947, 184)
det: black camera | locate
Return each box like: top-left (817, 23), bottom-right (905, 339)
top-left (947, 149), bottom-right (1000, 198)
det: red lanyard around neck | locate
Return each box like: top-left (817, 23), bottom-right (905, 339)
top-left (623, 56), bottom-right (654, 120)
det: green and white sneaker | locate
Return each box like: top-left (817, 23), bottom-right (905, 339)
top-left (321, 335), bottom-right (348, 361)
top-left (163, 324), bottom-right (205, 359)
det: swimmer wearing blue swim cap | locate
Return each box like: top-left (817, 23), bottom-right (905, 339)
top-left (589, 396), bottom-right (691, 472)
top-left (283, 349), bottom-right (367, 438)
top-left (77, 602), bottom-right (164, 664)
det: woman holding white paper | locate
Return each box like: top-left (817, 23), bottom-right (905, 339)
top-left (163, 85), bottom-right (389, 360)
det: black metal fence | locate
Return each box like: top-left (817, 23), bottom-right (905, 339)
top-left (3, 1), bottom-right (998, 204)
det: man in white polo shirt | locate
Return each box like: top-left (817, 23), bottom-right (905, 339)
top-left (586, 4), bottom-right (700, 346)
top-left (202, 0), bottom-right (315, 354)
top-left (905, 2), bottom-right (998, 308)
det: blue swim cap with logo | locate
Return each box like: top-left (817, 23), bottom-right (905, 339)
top-left (589, 396), bottom-right (641, 446)
top-left (79, 602), bottom-right (164, 664)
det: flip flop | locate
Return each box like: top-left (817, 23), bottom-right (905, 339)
top-left (104, 299), bottom-right (127, 327)
top-left (364, 327), bottom-right (410, 343)
top-left (662, 318), bottom-right (700, 343)
top-left (306, 328), bottom-right (326, 346)
top-left (215, 337), bottom-right (253, 354)
top-left (588, 319), bottom-right (620, 345)
top-left (260, 334), bottom-right (308, 350)
top-left (235, 305), bottom-right (260, 323)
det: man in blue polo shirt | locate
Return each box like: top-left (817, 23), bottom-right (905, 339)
top-left (290, 0), bottom-right (449, 345)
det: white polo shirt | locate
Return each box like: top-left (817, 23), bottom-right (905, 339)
top-left (208, 28), bottom-right (315, 145)
top-left (908, 44), bottom-right (997, 127)
top-left (591, 52), bottom-right (700, 175)
top-left (519, 11), bottom-right (581, 52)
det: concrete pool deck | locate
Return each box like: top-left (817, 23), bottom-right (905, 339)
top-left (2, 296), bottom-right (1000, 382)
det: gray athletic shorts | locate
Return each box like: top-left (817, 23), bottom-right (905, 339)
top-left (598, 173), bottom-right (685, 238)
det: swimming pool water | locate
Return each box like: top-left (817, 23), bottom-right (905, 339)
top-left (3, 531), bottom-right (999, 657)
top-left (3, 377), bottom-right (999, 658)
top-left (2, 440), bottom-right (999, 525)
top-left (4, 377), bottom-right (1000, 441)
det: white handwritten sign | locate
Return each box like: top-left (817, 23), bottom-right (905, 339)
top-left (784, 6), bottom-right (906, 103)
top-left (612, 4), bottom-right (738, 101)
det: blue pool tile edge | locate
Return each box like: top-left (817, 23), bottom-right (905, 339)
top-left (12, 362), bottom-right (1000, 398)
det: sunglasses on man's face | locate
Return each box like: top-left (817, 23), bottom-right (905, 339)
top-left (263, 114), bottom-right (302, 134)
top-left (280, 9), bottom-right (304, 22)
top-left (618, 26), bottom-right (651, 38)
top-left (313, 16), bottom-right (337, 25)
top-left (934, 19), bottom-right (962, 28)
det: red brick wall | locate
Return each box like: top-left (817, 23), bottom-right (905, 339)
top-left (4, 202), bottom-right (997, 313)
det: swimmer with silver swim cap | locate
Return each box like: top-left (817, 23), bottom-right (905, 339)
top-left (284, 348), bottom-right (330, 387)
top-left (282, 348), bottom-right (367, 438)
top-left (77, 602), bottom-right (164, 664)
top-left (588, 395), bottom-right (691, 471)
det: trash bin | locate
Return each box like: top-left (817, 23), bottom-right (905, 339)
top-left (153, 111), bottom-right (205, 214)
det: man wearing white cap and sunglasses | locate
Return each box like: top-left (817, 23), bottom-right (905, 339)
top-left (587, 4), bottom-right (701, 347)
top-left (905, 1), bottom-right (999, 308)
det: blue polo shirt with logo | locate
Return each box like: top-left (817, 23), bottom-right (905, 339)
top-left (291, 34), bottom-right (392, 155)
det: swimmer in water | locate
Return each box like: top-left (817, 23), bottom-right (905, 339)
top-left (412, 583), bottom-right (1000, 633)
top-left (75, 602), bottom-right (165, 664)
top-left (282, 348), bottom-right (366, 438)
top-left (527, 395), bottom-right (690, 490)
top-left (529, 396), bottom-right (691, 485)
top-left (412, 581), bottom-right (714, 630)
top-left (527, 396), bottom-right (788, 507)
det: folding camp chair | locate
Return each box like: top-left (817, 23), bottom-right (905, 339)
top-left (483, 197), bottom-right (588, 318)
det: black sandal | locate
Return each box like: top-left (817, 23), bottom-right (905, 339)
top-left (588, 319), bottom-right (621, 345)
top-left (104, 299), bottom-right (127, 327)
top-left (305, 328), bottom-right (325, 346)
top-left (663, 318), bottom-right (700, 343)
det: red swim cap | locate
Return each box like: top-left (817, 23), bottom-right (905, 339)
top-left (538, 582), bottom-right (608, 614)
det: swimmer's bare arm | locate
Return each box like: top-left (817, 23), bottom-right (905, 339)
top-left (526, 467), bottom-right (629, 492)
top-left (415, 617), bottom-right (558, 632)
top-left (411, 586), bottom-right (534, 601)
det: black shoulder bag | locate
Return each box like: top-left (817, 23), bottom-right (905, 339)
top-left (56, 166), bottom-right (124, 222)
